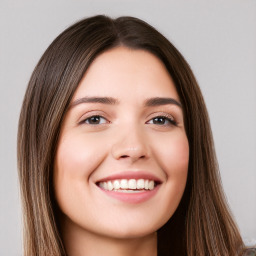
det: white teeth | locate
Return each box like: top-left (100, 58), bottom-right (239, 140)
top-left (137, 179), bottom-right (144, 189)
top-left (103, 182), bottom-right (108, 190)
top-left (114, 189), bottom-right (142, 193)
top-left (113, 180), bottom-right (120, 189)
top-left (128, 179), bottom-right (137, 189)
top-left (145, 180), bottom-right (149, 189)
top-left (148, 180), bottom-right (154, 190)
top-left (98, 179), bottom-right (157, 192)
top-left (107, 181), bottom-right (113, 191)
top-left (120, 179), bottom-right (128, 189)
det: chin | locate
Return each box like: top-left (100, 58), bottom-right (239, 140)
top-left (100, 225), bottom-right (158, 240)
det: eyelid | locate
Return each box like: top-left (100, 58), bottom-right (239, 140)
top-left (146, 111), bottom-right (175, 121)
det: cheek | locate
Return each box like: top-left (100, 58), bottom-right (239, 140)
top-left (154, 132), bottom-right (189, 177)
top-left (53, 133), bottom-right (106, 209)
top-left (55, 133), bottom-right (105, 178)
top-left (151, 132), bottom-right (189, 222)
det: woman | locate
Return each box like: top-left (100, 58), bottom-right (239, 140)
top-left (17, 15), bottom-right (254, 256)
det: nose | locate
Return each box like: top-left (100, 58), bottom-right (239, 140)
top-left (111, 126), bottom-right (149, 162)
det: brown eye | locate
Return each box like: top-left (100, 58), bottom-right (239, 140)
top-left (84, 115), bottom-right (107, 125)
top-left (152, 117), bottom-right (167, 125)
top-left (148, 116), bottom-right (177, 126)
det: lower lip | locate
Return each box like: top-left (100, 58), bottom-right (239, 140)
top-left (98, 186), bottom-right (160, 204)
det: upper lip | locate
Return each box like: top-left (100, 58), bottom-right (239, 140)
top-left (95, 171), bottom-right (163, 184)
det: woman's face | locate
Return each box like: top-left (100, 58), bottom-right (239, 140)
top-left (54, 47), bottom-right (189, 239)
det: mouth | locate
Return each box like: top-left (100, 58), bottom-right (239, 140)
top-left (97, 178), bottom-right (160, 193)
top-left (95, 172), bottom-right (162, 203)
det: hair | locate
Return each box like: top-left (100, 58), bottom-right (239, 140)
top-left (18, 15), bottom-right (245, 256)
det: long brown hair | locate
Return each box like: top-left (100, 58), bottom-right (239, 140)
top-left (17, 15), bottom-right (245, 256)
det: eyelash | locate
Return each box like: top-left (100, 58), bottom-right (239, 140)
top-left (146, 115), bottom-right (177, 126)
top-left (80, 114), bottom-right (177, 127)
top-left (81, 115), bottom-right (109, 125)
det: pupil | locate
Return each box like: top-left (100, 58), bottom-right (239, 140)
top-left (153, 117), bottom-right (165, 124)
top-left (90, 116), bottom-right (100, 124)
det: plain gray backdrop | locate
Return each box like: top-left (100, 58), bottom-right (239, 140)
top-left (1, 0), bottom-right (256, 254)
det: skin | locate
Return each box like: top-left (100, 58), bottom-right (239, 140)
top-left (54, 47), bottom-right (189, 256)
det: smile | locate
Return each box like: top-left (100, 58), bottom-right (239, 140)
top-left (98, 179), bottom-right (156, 192)
top-left (95, 172), bottom-right (162, 203)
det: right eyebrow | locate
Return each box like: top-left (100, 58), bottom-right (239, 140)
top-left (144, 97), bottom-right (182, 108)
top-left (69, 96), bottom-right (119, 109)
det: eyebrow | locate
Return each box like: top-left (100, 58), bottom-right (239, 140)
top-left (144, 97), bottom-right (182, 108)
top-left (69, 97), bottom-right (119, 108)
top-left (69, 96), bottom-right (182, 108)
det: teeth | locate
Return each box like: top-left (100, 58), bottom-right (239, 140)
top-left (98, 179), bottom-right (156, 192)
top-left (148, 180), bottom-right (154, 190)
top-left (137, 179), bottom-right (144, 189)
top-left (107, 181), bottom-right (113, 191)
top-left (120, 179), bottom-right (128, 189)
top-left (145, 180), bottom-right (149, 189)
top-left (113, 180), bottom-right (120, 190)
top-left (128, 179), bottom-right (136, 189)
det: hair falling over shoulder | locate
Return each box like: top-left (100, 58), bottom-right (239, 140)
top-left (17, 15), bottom-right (246, 256)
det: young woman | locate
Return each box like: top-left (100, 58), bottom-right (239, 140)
top-left (17, 15), bottom-right (255, 256)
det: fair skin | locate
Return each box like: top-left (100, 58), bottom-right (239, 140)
top-left (54, 47), bottom-right (189, 256)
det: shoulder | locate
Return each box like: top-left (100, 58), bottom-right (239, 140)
top-left (243, 248), bottom-right (256, 256)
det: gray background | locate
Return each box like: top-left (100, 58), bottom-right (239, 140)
top-left (1, 0), bottom-right (255, 254)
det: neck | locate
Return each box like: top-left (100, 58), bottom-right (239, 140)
top-left (60, 217), bottom-right (157, 256)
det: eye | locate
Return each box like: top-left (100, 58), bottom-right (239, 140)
top-left (147, 115), bottom-right (177, 126)
top-left (82, 115), bottom-right (108, 125)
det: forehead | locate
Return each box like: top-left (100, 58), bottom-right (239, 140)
top-left (73, 47), bottom-right (179, 101)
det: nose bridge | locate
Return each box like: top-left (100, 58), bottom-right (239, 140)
top-left (111, 122), bottom-right (149, 161)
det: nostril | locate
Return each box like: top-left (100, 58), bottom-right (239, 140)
top-left (120, 154), bottom-right (146, 159)
top-left (120, 155), bottom-right (129, 159)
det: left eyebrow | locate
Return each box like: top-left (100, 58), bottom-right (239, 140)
top-left (144, 97), bottom-right (182, 108)
top-left (69, 96), bottom-right (119, 109)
